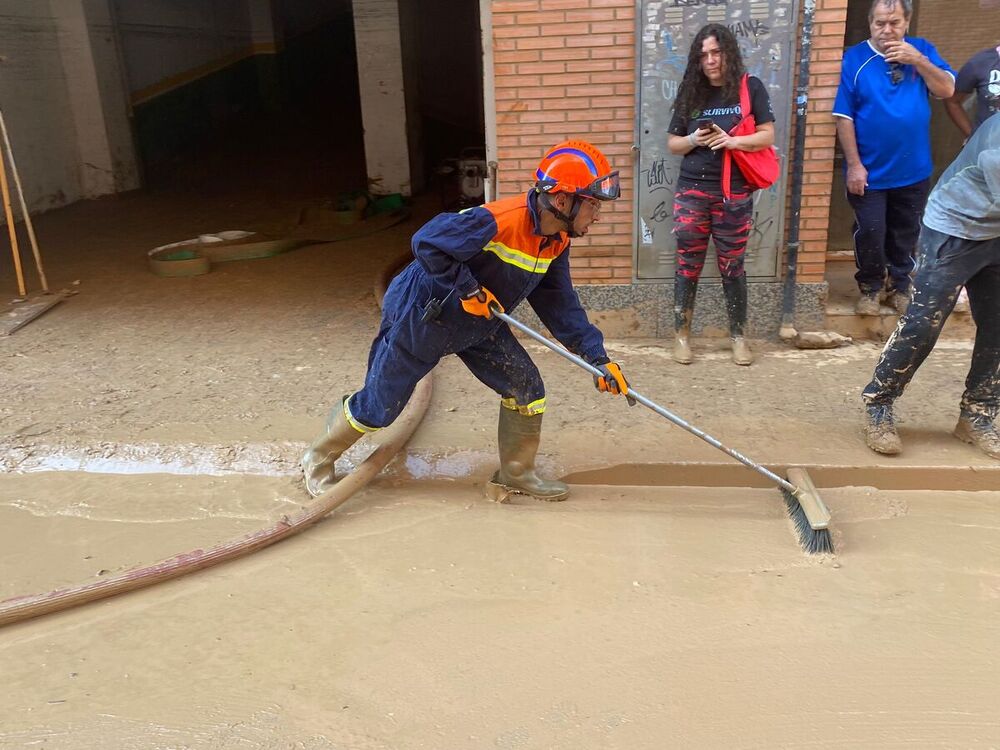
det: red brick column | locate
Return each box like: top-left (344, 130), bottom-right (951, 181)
top-left (491, 0), bottom-right (635, 283)
top-left (792, 0), bottom-right (849, 284)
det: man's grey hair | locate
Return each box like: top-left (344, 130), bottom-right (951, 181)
top-left (869, 0), bottom-right (913, 21)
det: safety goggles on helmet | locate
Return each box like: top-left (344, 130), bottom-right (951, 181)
top-left (535, 171), bottom-right (620, 201)
top-left (584, 171), bottom-right (621, 201)
top-left (534, 140), bottom-right (620, 201)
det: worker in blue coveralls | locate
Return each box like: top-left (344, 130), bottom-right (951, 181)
top-left (302, 140), bottom-right (632, 500)
top-left (832, 0), bottom-right (955, 316)
top-left (862, 113), bottom-right (1000, 459)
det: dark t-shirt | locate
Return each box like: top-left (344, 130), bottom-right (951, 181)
top-left (668, 75), bottom-right (775, 192)
top-left (955, 46), bottom-right (1000, 131)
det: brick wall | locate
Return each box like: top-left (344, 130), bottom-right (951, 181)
top-left (490, 0), bottom-right (847, 286)
top-left (793, 0), bottom-right (849, 283)
top-left (492, 0), bottom-right (635, 283)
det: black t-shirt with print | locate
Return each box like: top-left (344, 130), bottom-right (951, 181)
top-left (955, 46), bottom-right (1000, 131)
top-left (668, 75), bottom-right (774, 193)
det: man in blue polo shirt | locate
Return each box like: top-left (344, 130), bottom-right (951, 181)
top-left (832, 0), bottom-right (955, 316)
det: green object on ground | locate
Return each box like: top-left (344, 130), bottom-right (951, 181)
top-left (371, 193), bottom-right (404, 214)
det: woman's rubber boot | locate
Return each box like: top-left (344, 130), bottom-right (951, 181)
top-left (722, 275), bottom-right (753, 366)
top-left (672, 275), bottom-right (698, 364)
top-left (485, 406), bottom-right (569, 503)
top-left (301, 395), bottom-right (364, 497)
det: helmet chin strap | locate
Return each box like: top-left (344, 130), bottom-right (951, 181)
top-left (539, 192), bottom-right (582, 238)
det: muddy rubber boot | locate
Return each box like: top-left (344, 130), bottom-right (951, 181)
top-left (953, 411), bottom-right (1000, 459)
top-left (672, 275), bottom-right (698, 365)
top-left (863, 403), bottom-right (902, 455)
top-left (722, 275), bottom-right (753, 366)
top-left (730, 337), bottom-right (754, 366)
top-left (485, 406), bottom-right (569, 503)
top-left (301, 396), bottom-right (364, 497)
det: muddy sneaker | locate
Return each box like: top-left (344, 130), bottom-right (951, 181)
top-left (856, 292), bottom-right (881, 316)
top-left (953, 413), bottom-right (1000, 459)
top-left (889, 290), bottom-right (910, 314)
top-left (864, 403), bottom-right (902, 455)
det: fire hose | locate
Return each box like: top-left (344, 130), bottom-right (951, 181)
top-left (0, 252), bottom-right (426, 627)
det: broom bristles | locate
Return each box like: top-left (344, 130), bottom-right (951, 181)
top-left (781, 487), bottom-right (834, 555)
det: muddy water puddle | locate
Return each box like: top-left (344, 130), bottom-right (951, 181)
top-left (2, 477), bottom-right (999, 748)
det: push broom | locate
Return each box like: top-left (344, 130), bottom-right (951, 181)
top-left (490, 305), bottom-right (834, 555)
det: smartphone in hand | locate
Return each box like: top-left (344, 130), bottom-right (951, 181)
top-left (696, 117), bottom-right (714, 132)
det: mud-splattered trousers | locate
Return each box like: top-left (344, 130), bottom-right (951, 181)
top-left (847, 178), bottom-right (930, 295)
top-left (672, 186), bottom-right (753, 280)
top-left (863, 226), bottom-right (1000, 420)
top-left (345, 193), bottom-right (609, 431)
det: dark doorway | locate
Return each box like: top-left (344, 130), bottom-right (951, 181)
top-left (399, 0), bottom-right (486, 208)
top-left (117, 1), bottom-right (366, 201)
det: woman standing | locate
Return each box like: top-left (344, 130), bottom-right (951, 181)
top-left (667, 24), bottom-right (775, 365)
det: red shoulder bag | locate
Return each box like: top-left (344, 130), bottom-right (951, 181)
top-left (722, 74), bottom-right (780, 199)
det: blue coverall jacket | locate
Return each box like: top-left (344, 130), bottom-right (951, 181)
top-left (345, 191), bottom-right (610, 431)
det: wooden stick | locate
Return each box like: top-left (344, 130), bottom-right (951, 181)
top-left (0, 138), bottom-right (25, 298)
top-left (0, 110), bottom-right (47, 292)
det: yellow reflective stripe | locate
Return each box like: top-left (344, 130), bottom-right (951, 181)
top-left (501, 396), bottom-right (546, 416)
top-left (484, 241), bottom-right (552, 274)
top-left (343, 395), bottom-right (378, 434)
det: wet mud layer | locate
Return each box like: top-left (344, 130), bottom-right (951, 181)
top-left (1, 143), bottom-right (998, 748)
top-left (2, 475), bottom-right (999, 749)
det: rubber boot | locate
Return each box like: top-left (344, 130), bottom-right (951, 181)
top-left (301, 396), bottom-right (364, 497)
top-left (672, 274), bottom-right (698, 364)
top-left (722, 275), bottom-right (753, 366)
top-left (485, 406), bottom-right (569, 502)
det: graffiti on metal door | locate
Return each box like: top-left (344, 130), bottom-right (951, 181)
top-left (634, 0), bottom-right (798, 280)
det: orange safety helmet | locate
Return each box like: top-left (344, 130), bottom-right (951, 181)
top-left (534, 140), bottom-right (620, 201)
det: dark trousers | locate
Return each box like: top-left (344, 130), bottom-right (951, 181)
top-left (863, 226), bottom-right (1000, 420)
top-left (349, 265), bottom-right (546, 429)
top-left (848, 178), bottom-right (930, 295)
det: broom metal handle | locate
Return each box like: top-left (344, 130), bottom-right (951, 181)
top-left (492, 307), bottom-right (799, 497)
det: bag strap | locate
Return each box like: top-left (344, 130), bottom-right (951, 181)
top-left (722, 145), bottom-right (733, 200)
top-left (739, 73), bottom-right (751, 120)
top-left (723, 75), bottom-right (751, 200)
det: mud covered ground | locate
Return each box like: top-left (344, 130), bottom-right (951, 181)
top-left (1, 173), bottom-right (999, 747)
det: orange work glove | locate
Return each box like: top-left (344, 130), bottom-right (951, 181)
top-left (460, 287), bottom-right (504, 319)
top-left (593, 362), bottom-right (636, 405)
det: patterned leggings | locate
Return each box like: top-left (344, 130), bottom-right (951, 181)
top-left (672, 186), bottom-right (753, 279)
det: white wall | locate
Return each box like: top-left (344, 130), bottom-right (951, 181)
top-left (0, 0), bottom-right (138, 214)
top-left (353, 0), bottom-right (411, 196)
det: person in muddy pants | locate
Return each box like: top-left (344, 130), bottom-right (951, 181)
top-left (942, 43), bottom-right (1000, 314)
top-left (862, 113), bottom-right (1000, 459)
top-left (302, 140), bottom-right (631, 500)
top-left (666, 23), bottom-right (775, 366)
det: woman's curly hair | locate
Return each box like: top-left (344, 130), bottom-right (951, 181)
top-left (673, 24), bottom-right (745, 120)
